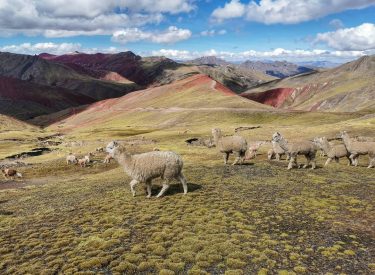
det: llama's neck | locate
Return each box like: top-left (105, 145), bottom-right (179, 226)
top-left (276, 137), bottom-right (289, 152)
top-left (212, 132), bottom-right (221, 146)
top-left (341, 134), bottom-right (352, 150)
top-left (114, 149), bottom-right (133, 166)
top-left (320, 139), bottom-right (332, 153)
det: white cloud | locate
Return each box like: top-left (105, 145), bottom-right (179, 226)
top-left (0, 42), bottom-right (126, 55)
top-left (315, 23), bottom-right (375, 50)
top-left (0, 42), bottom-right (82, 55)
top-left (211, 0), bottom-right (375, 24)
top-left (0, 0), bottom-right (194, 37)
top-left (112, 26), bottom-right (192, 44)
top-left (200, 29), bottom-right (227, 36)
top-left (211, 0), bottom-right (245, 21)
top-left (150, 48), bottom-right (374, 62)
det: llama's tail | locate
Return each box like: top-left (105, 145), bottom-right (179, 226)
top-left (16, 172), bottom-right (23, 178)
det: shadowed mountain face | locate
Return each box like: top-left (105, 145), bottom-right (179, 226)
top-left (41, 51), bottom-right (194, 86)
top-left (42, 52), bottom-right (274, 93)
top-left (242, 55), bottom-right (375, 112)
top-left (0, 52), bottom-right (139, 120)
top-left (0, 76), bottom-right (95, 120)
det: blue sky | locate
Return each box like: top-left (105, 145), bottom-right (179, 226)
top-left (0, 0), bottom-right (374, 62)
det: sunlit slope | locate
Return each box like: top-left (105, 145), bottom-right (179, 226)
top-left (242, 55), bottom-right (375, 112)
top-left (46, 74), bottom-right (272, 134)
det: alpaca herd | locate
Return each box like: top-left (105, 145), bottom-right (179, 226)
top-left (1, 128), bottom-right (373, 199)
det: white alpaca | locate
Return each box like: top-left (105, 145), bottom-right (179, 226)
top-left (106, 141), bottom-right (188, 198)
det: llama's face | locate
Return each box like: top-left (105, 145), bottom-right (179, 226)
top-left (272, 132), bottom-right (282, 142)
top-left (211, 128), bottom-right (219, 135)
top-left (313, 137), bottom-right (323, 147)
top-left (338, 131), bottom-right (347, 139)
top-left (106, 141), bottom-right (118, 155)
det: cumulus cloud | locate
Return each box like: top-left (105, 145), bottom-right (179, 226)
top-left (200, 29), bottom-right (227, 36)
top-left (211, 0), bottom-right (375, 24)
top-left (112, 26), bottom-right (192, 44)
top-left (315, 23), bottom-right (375, 50)
top-left (211, 0), bottom-right (245, 21)
top-left (0, 0), bottom-right (194, 37)
top-left (0, 42), bottom-right (82, 55)
top-left (0, 42), bottom-right (125, 55)
top-left (150, 48), bottom-right (373, 62)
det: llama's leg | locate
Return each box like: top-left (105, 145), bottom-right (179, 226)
top-left (223, 153), bottom-right (229, 165)
top-left (367, 156), bottom-right (374, 168)
top-left (346, 156), bottom-right (352, 166)
top-left (232, 152), bottom-right (240, 165)
top-left (156, 183), bottom-right (170, 198)
top-left (325, 158), bottom-right (332, 166)
top-left (286, 153), bottom-right (290, 161)
top-left (287, 156), bottom-right (296, 170)
top-left (178, 173), bottom-right (188, 194)
top-left (129, 179), bottom-right (139, 197)
top-left (350, 154), bottom-right (358, 166)
top-left (145, 180), bottom-right (152, 198)
top-left (303, 154), bottom-right (310, 169)
top-left (239, 151), bottom-right (246, 164)
top-left (334, 157), bottom-right (339, 163)
top-left (275, 153), bottom-right (280, 161)
top-left (310, 154), bottom-right (316, 169)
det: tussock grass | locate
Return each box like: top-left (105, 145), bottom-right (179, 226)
top-left (0, 110), bottom-right (374, 274)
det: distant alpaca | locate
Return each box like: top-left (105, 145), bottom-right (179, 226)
top-left (66, 153), bottom-right (77, 165)
top-left (272, 132), bottom-right (318, 170)
top-left (106, 141), bottom-right (188, 198)
top-left (1, 168), bottom-right (22, 179)
top-left (340, 131), bottom-right (375, 168)
top-left (78, 158), bottom-right (87, 167)
top-left (212, 128), bottom-right (248, 165)
top-left (245, 141), bottom-right (265, 160)
top-left (313, 137), bottom-right (352, 166)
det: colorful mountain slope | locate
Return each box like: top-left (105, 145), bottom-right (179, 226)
top-left (41, 52), bottom-right (274, 93)
top-left (242, 55), bottom-right (375, 112)
top-left (45, 74), bottom-right (272, 132)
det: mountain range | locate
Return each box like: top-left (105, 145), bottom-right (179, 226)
top-left (241, 55), bottom-right (375, 112)
top-left (0, 51), bottom-right (374, 127)
top-left (189, 56), bottom-right (317, 78)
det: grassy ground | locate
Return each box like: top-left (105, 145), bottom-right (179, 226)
top-left (0, 111), bottom-right (374, 274)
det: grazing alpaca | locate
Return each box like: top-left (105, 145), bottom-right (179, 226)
top-left (272, 132), bottom-right (318, 170)
top-left (78, 158), bottom-right (87, 167)
top-left (340, 131), bottom-right (375, 168)
top-left (106, 141), bottom-right (188, 198)
top-left (211, 128), bottom-right (248, 165)
top-left (313, 137), bottom-right (352, 166)
top-left (1, 168), bottom-right (22, 179)
top-left (66, 153), bottom-right (78, 165)
top-left (245, 141), bottom-right (265, 160)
